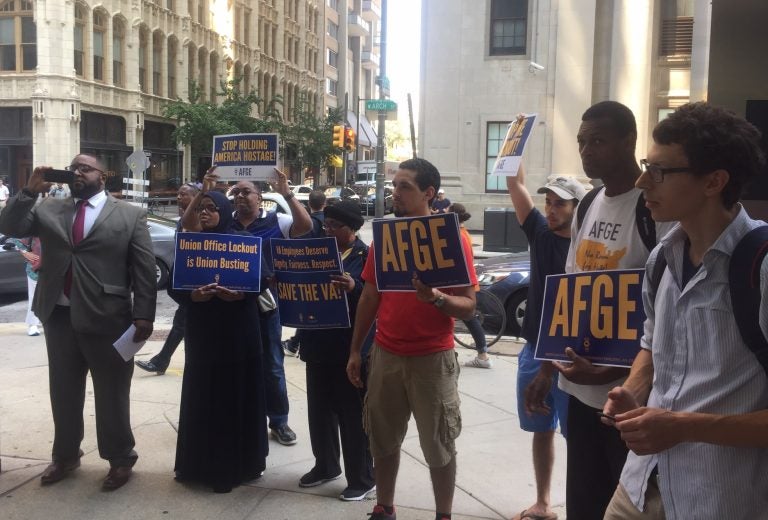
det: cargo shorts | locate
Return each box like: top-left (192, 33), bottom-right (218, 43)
top-left (364, 343), bottom-right (462, 468)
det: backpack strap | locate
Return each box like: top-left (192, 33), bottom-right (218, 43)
top-left (647, 247), bottom-right (668, 305)
top-left (729, 225), bottom-right (768, 377)
top-left (576, 186), bottom-right (603, 231)
top-left (635, 193), bottom-right (657, 252)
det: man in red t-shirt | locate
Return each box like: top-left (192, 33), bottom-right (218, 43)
top-left (347, 158), bottom-right (478, 520)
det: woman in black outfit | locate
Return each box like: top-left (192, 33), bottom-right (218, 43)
top-left (297, 199), bottom-right (375, 501)
top-left (171, 189), bottom-right (269, 493)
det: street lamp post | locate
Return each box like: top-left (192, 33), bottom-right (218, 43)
top-left (374, 0), bottom-right (388, 219)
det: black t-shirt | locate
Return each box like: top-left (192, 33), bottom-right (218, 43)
top-left (520, 208), bottom-right (571, 343)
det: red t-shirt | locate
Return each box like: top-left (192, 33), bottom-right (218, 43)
top-left (362, 230), bottom-right (478, 356)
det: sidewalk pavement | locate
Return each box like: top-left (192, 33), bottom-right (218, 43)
top-left (0, 321), bottom-right (566, 520)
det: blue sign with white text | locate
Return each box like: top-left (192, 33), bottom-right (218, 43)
top-left (271, 237), bottom-right (351, 329)
top-left (372, 214), bottom-right (471, 291)
top-left (534, 269), bottom-right (646, 368)
top-left (172, 232), bottom-right (262, 292)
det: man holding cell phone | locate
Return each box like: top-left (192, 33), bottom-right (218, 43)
top-left (0, 153), bottom-right (157, 491)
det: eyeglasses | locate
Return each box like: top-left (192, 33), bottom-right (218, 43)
top-left (230, 188), bottom-right (259, 197)
top-left (195, 204), bottom-right (219, 213)
top-left (322, 221), bottom-right (348, 231)
top-left (640, 159), bottom-right (692, 183)
top-left (66, 163), bottom-right (104, 175)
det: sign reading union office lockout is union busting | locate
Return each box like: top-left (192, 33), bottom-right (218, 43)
top-left (371, 214), bottom-right (471, 292)
top-left (271, 237), bottom-right (351, 329)
top-left (534, 269), bottom-right (646, 368)
top-left (172, 232), bottom-right (262, 292)
top-left (212, 133), bottom-right (279, 181)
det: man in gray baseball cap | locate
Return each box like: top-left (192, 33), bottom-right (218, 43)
top-left (536, 175), bottom-right (588, 202)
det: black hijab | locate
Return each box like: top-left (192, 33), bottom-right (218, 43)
top-left (200, 191), bottom-right (233, 234)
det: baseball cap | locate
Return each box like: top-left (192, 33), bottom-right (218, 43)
top-left (437, 189), bottom-right (445, 194)
top-left (536, 176), bottom-right (587, 201)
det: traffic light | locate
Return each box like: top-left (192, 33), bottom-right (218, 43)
top-left (344, 127), bottom-right (356, 151)
top-left (332, 125), bottom-right (344, 148)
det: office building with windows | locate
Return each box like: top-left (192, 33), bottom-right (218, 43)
top-left (0, 0), bottom-right (324, 195)
top-left (323, 0), bottom-right (380, 181)
top-left (419, 0), bottom-right (768, 229)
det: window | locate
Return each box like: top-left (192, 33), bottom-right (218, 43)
top-left (93, 11), bottom-right (106, 81)
top-left (209, 53), bottom-right (217, 102)
top-left (113, 19), bottom-right (124, 86)
top-left (243, 10), bottom-right (250, 45)
top-left (327, 48), bottom-right (337, 68)
top-left (489, 0), bottom-right (528, 56)
top-left (139, 29), bottom-right (148, 92)
top-left (326, 78), bottom-right (337, 96)
top-left (166, 0), bottom-right (173, 9)
top-left (0, 0), bottom-right (36, 72)
top-left (486, 122), bottom-right (510, 191)
top-left (327, 20), bottom-right (338, 39)
top-left (152, 32), bottom-right (162, 95)
top-left (327, 0), bottom-right (337, 11)
top-left (234, 6), bottom-right (241, 41)
top-left (167, 38), bottom-right (176, 98)
top-left (74, 4), bottom-right (86, 76)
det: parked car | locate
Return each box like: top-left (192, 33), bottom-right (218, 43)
top-left (323, 186), bottom-right (360, 207)
top-left (0, 214), bottom-right (179, 294)
top-left (360, 185), bottom-right (394, 215)
top-left (474, 252), bottom-right (530, 337)
top-left (291, 185), bottom-right (313, 209)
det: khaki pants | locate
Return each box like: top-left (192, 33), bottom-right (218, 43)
top-left (604, 479), bottom-right (665, 520)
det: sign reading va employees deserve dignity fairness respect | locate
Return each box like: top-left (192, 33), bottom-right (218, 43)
top-left (172, 232), bottom-right (262, 292)
top-left (371, 214), bottom-right (471, 291)
top-left (271, 237), bottom-right (351, 329)
top-left (534, 269), bottom-right (646, 367)
top-left (212, 133), bottom-right (279, 181)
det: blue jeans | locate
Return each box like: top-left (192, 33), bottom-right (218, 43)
top-left (260, 308), bottom-right (289, 429)
top-left (462, 316), bottom-right (487, 354)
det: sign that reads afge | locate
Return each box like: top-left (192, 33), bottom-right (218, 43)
top-left (534, 269), bottom-right (646, 367)
top-left (172, 232), bottom-right (262, 292)
top-left (212, 133), bottom-right (279, 181)
top-left (372, 214), bottom-right (471, 291)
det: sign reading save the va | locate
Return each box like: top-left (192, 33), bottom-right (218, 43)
top-left (271, 237), bottom-right (351, 329)
top-left (172, 232), bottom-right (262, 292)
top-left (372, 214), bottom-right (470, 291)
top-left (534, 269), bottom-right (646, 367)
top-left (211, 133), bottom-right (279, 181)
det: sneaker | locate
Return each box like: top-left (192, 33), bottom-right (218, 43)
top-left (368, 505), bottom-right (396, 519)
top-left (298, 468), bottom-right (341, 487)
top-left (270, 424), bottom-right (297, 445)
top-left (27, 325), bottom-right (41, 336)
top-left (464, 356), bottom-right (492, 369)
top-left (339, 484), bottom-right (376, 501)
top-left (282, 338), bottom-right (299, 355)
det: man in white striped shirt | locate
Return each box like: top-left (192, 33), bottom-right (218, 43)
top-left (603, 102), bottom-right (768, 520)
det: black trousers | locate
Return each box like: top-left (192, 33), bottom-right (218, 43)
top-left (150, 303), bottom-right (186, 369)
top-left (45, 305), bottom-right (138, 467)
top-left (566, 395), bottom-right (628, 520)
top-left (305, 362), bottom-right (374, 490)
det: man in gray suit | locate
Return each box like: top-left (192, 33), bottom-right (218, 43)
top-left (0, 153), bottom-right (156, 491)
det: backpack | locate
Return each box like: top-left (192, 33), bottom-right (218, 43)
top-left (647, 225), bottom-right (768, 376)
top-left (576, 186), bottom-right (657, 252)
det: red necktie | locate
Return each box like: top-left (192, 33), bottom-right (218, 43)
top-left (64, 200), bottom-right (87, 297)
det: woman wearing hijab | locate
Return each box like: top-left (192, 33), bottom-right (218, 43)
top-left (171, 189), bottom-right (269, 493)
top-left (296, 199), bottom-right (375, 501)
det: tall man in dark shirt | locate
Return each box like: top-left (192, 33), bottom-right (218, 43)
top-left (508, 165), bottom-right (586, 520)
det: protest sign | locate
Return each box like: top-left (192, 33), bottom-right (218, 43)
top-left (172, 232), bottom-right (262, 292)
top-left (534, 269), bottom-right (646, 367)
top-left (371, 214), bottom-right (470, 291)
top-left (490, 114), bottom-right (537, 177)
top-left (211, 133), bottom-right (279, 181)
top-left (271, 237), bottom-right (351, 329)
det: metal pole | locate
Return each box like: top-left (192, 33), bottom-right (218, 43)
top-left (408, 93), bottom-right (417, 159)
top-left (355, 95), bottom-right (361, 179)
top-left (342, 92), bottom-right (349, 188)
top-left (375, 0), bottom-right (388, 218)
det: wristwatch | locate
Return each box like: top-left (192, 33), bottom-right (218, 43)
top-left (284, 191), bottom-right (295, 201)
top-left (432, 293), bottom-right (446, 308)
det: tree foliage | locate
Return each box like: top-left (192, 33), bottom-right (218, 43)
top-left (282, 95), bottom-right (344, 182)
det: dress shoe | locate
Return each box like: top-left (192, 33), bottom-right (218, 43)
top-left (40, 450), bottom-right (84, 485)
top-left (135, 359), bottom-right (166, 375)
top-left (102, 466), bottom-right (132, 491)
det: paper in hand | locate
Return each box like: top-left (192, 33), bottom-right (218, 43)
top-left (113, 324), bottom-right (147, 362)
top-left (491, 114), bottom-right (538, 177)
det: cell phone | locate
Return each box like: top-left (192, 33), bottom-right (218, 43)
top-left (597, 411), bottom-right (616, 423)
top-left (43, 169), bottom-right (74, 184)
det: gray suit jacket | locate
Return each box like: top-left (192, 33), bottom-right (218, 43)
top-left (0, 191), bottom-right (156, 335)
